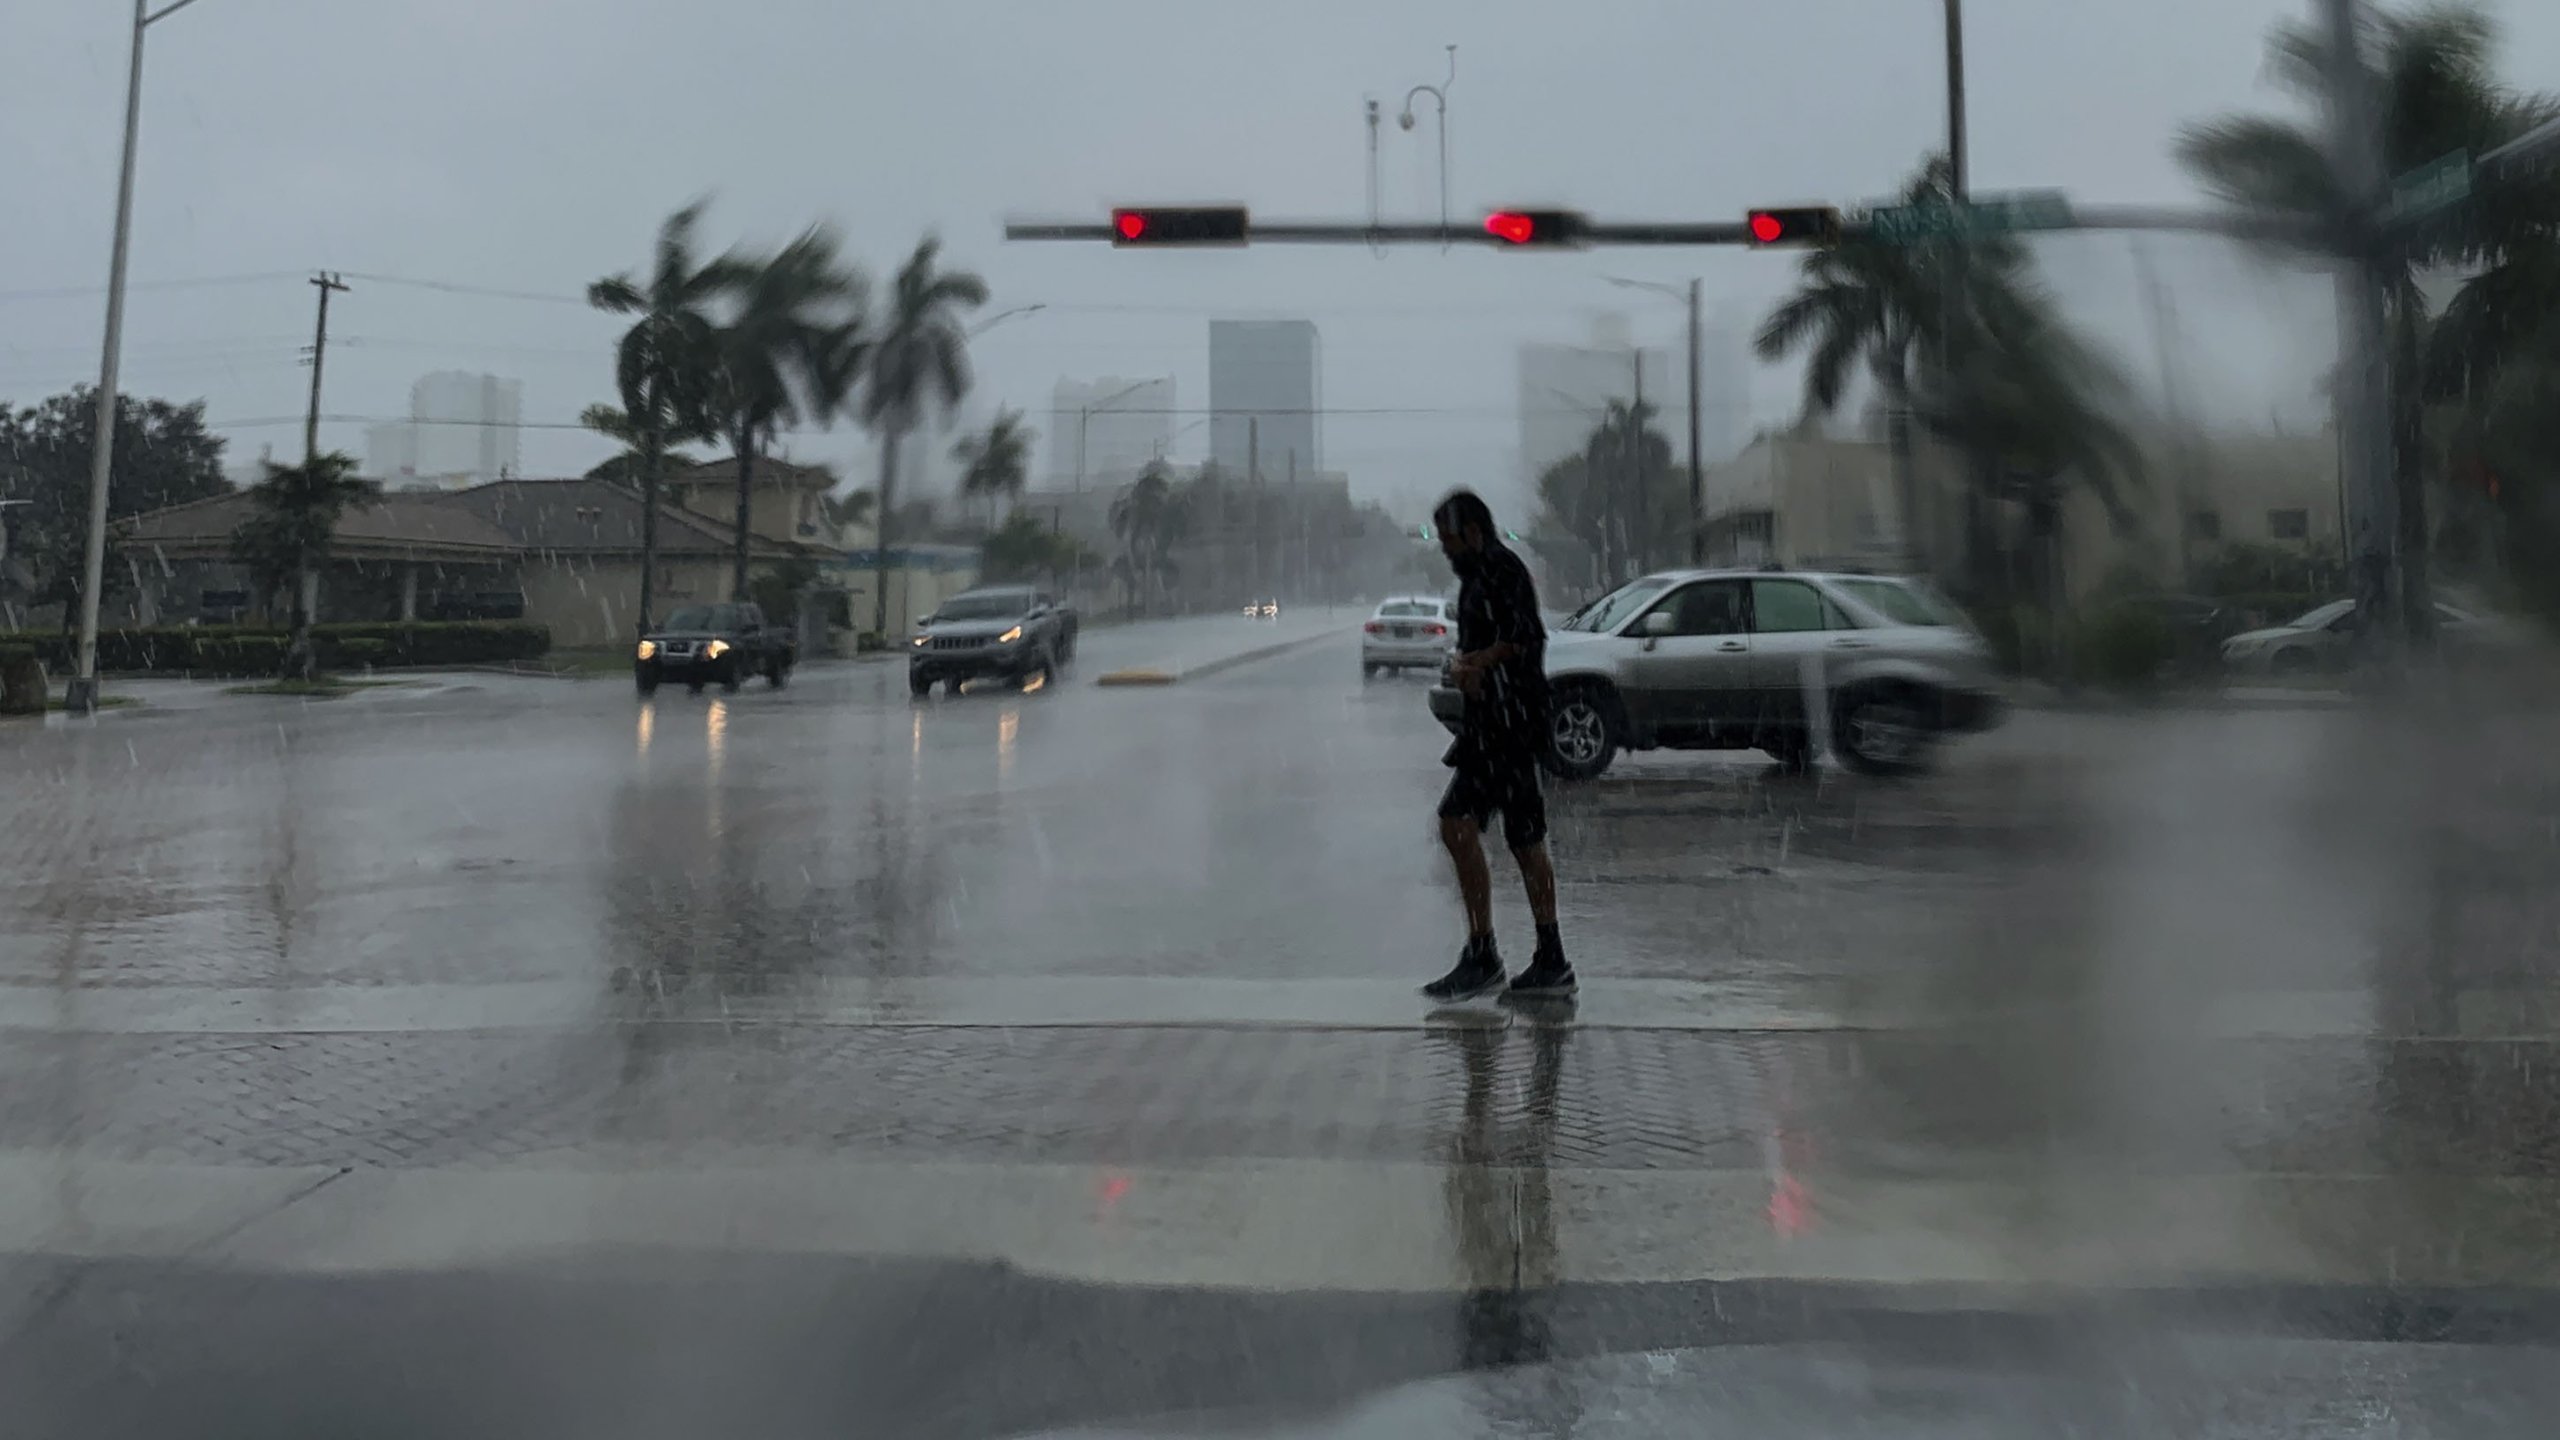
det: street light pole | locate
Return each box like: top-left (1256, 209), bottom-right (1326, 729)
top-left (1605, 276), bottom-right (1708, 565)
top-left (1074, 378), bottom-right (1154, 494)
top-left (1398, 45), bottom-right (1457, 247)
top-left (66, 0), bottom-right (213, 716)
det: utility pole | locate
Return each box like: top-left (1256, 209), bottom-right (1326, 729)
top-left (1247, 416), bottom-right (1262, 598)
top-left (1629, 353), bottom-right (1645, 579)
top-left (1685, 278), bottom-right (1705, 566)
top-left (2321, 0), bottom-right (2399, 651)
top-left (302, 272), bottom-right (348, 465)
top-left (1943, 0), bottom-right (1968, 200)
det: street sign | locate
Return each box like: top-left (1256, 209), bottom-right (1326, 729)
top-left (1865, 190), bottom-right (2073, 242)
top-left (2383, 150), bottom-right (2471, 223)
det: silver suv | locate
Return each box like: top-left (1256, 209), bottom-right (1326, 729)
top-left (1428, 568), bottom-right (2004, 778)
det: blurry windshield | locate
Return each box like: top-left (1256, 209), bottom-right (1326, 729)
top-left (1378, 600), bottom-right (1441, 618)
top-left (661, 604), bottom-right (738, 631)
top-left (1559, 577), bottom-right (1674, 634)
top-left (936, 591), bottom-right (1032, 622)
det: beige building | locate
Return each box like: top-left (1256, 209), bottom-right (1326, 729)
top-left (1700, 426), bottom-right (2342, 601)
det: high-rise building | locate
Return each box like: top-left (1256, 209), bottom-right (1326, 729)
top-left (366, 371), bottom-right (522, 488)
top-left (1209, 320), bottom-right (1320, 482)
top-left (1048, 377), bottom-right (1174, 488)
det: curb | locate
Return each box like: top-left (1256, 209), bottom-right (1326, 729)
top-left (1095, 627), bottom-right (1345, 688)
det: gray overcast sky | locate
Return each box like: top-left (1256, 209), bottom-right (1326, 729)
top-left (7, 0), bottom-right (2558, 519)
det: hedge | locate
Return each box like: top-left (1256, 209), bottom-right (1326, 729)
top-left (4, 622), bottom-right (549, 676)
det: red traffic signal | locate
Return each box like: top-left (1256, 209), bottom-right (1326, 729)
top-left (1745, 207), bottom-right (1842, 247)
top-left (1109, 207), bottom-right (1249, 247)
top-left (1483, 210), bottom-right (1587, 248)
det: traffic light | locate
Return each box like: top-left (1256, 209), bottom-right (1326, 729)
top-left (1745, 207), bottom-right (1842, 247)
top-left (1482, 210), bottom-right (1588, 248)
top-left (1109, 207), bottom-right (1249, 247)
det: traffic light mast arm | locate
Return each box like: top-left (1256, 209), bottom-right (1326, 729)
top-left (1007, 207), bottom-right (2326, 248)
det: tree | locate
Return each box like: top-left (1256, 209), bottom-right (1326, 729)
top-left (579, 403), bottom-right (704, 487)
top-left (2178, 2), bottom-right (2560, 635)
top-left (980, 511), bottom-right (1090, 584)
top-left (0, 388), bottom-right (228, 631)
top-left (953, 408), bottom-right (1033, 528)
top-left (860, 235), bottom-right (988, 635)
top-left (708, 225), bottom-right (865, 600)
top-left (229, 451), bottom-right (377, 679)
top-left (589, 201), bottom-right (729, 638)
top-left (1530, 401), bottom-right (1679, 585)
top-left (1109, 460), bottom-right (1187, 614)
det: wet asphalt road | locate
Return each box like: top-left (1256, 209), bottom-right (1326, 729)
top-left (6, 625), bottom-right (2560, 1436)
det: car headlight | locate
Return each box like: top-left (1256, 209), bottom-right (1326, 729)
top-left (911, 634), bottom-right (929, 647)
top-left (705, 639), bottom-right (730, 659)
top-left (636, 640), bottom-right (657, 661)
top-left (998, 625), bottom-right (1022, 644)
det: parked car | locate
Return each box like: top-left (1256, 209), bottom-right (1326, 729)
top-left (2220, 596), bottom-right (2526, 676)
top-left (1429, 568), bottom-right (2004, 779)
top-left (1361, 595), bottom-right (1455, 678)
top-left (909, 585), bottom-right (1077, 696)
top-left (636, 601), bottom-right (794, 696)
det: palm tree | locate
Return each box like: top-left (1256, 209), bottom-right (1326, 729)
top-left (953, 408), bottom-right (1033, 529)
top-left (859, 235), bottom-right (989, 635)
top-left (228, 451), bottom-right (377, 680)
top-left (589, 201), bottom-right (729, 638)
top-left (2178, 2), bottom-right (2560, 635)
top-left (708, 225), bottom-right (865, 600)
top-left (1109, 460), bottom-right (1180, 614)
top-left (578, 402), bottom-right (705, 487)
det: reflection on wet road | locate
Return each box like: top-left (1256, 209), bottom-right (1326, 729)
top-left (5, 632), bottom-right (2560, 1436)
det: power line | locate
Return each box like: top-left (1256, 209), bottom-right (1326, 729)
top-left (0, 271), bottom-right (304, 303)
top-left (334, 271), bottom-right (597, 307)
top-left (207, 403), bottom-right (1636, 433)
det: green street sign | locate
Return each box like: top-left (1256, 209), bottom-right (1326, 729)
top-left (1865, 190), bottom-right (2073, 242)
top-left (2384, 150), bottom-right (2471, 223)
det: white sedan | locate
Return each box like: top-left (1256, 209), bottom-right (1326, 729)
top-left (1360, 596), bottom-right (1455, 678)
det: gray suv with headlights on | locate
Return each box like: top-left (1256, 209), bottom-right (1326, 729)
top-left (1429, 569), bottom-right (2003, 778)
top-left (908, 585), bottom-right (1078, 696)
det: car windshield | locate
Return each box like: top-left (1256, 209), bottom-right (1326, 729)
top-left (1833, 577), bottom-right (1967, 628)
top-left (1559, 577), bottom-right (1676, 633)
top-left (935, 592), bottom-right (1030, 622)
top-left (661, 604), bottom-right (738, 631)
top-left (1378, 601), bottom-right (1439, 618)
top-left (2286, 600), bottom-right (2355, 630)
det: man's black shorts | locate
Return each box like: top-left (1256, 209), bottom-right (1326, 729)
top-left (1438, 734), bottom-right (1548, 849)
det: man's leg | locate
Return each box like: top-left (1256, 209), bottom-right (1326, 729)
top-left (1441, 814), bottom-right (1496, 941)
top-left (1511, 840), bottom-right (1558, 928)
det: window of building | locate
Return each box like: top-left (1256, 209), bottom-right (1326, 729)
top-left (2267, 508), bottom-right (2310, 541)
top-left (2185, 510), bottom-right (2221, 541)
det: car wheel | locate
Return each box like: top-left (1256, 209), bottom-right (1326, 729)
top-left (719, 661), bottom-right (743, 694)
top-left (909, 672), bottom-right (933, 699)
top-left (635, 666), bottom-right (659, 697)
top-left (1832, 686), bottom-right (1934, 777)
top-left (1362, 662), bottom-right (1379, 681)
top-left (946, 677), bottom-right (966, 697)
top-left (1543, 684), bottom-right (1619, 781)
top-left (766, 657), bottom-right (789, 689)
top-left (686, 679), bottom-right (705, 696)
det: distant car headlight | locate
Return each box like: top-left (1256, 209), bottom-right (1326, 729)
top-left (636, 640), bottom-right (657, 661)
top-left (705, 639), bottom-right (730, 659)
top-left (998, 625), bottom-right (1023, 645)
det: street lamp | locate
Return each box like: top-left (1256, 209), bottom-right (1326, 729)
top-left (968, 302), bottom-right (1047, 339)
top-left (1606, 276), bottom-right (1707, 565)
top-left (1074, 378), bottom-right (1156, 494)
top-left (66, 0), bottom-right (219, 716)
top-left (1397, 45), bottom-right (1458, 247)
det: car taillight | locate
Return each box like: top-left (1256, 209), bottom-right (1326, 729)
top-left (1424, 623), bottom-right (1447, 637)
top-left (1364, 621), bottom-right (1385, 634)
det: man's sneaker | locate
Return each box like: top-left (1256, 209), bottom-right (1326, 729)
top-left (1423, 938), bottom-right (1507, 1002)
top-left (1507, 942), bottom-right (1577, 998)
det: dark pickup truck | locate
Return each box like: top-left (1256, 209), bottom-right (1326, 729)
top-left (907, 585), bottom-right (1077, 696)
top-left (636, 601), bottom-right (796, 695)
